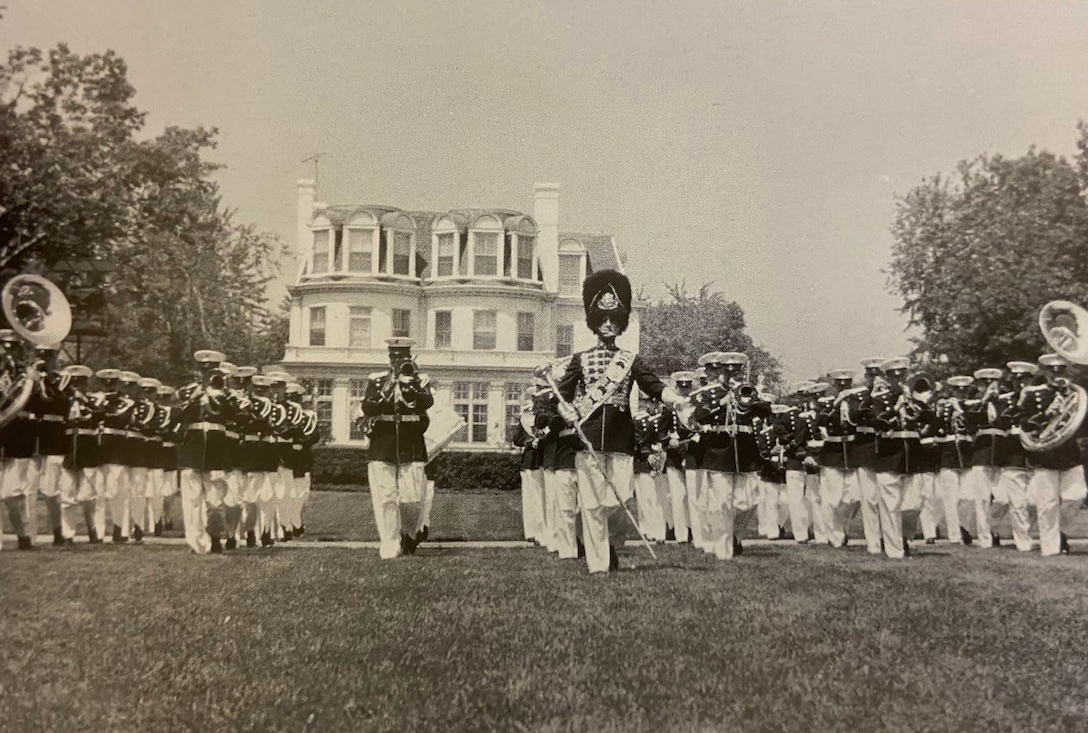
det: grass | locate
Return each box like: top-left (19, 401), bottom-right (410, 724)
top-left (3, 541), bottom-right (1088, 732)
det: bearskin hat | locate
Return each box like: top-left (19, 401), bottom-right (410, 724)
top-left (582, 269), bottom-right (631, 335)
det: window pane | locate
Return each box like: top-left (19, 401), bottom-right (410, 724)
top-left (309, 307), bottom-right (326, 347)
top-left (454, 404), bottom-right (470, 442)
top-left (472, 382), bottom-right (488, 400)
top-left (437, 233), bottom-right (455, 277)
top-left (558, 254), bottom-right (581, 295)
top-left (517, 312), bottom-right (534, 352)
top-left (349, 306), bottom-right (371, 348)
top-left (393, 232), bottom-right (411, 275)
top-left (312, 231), bottom-right (329, 274)
top-left (472, 404), bottom-right (488, 442)
top-left (473, 310), bottom-right (496, 350)
top-left (347, 229), bottom-right (372, 272)
top-left (474, 233), bottom-right (498, 276)
top-left (556, 324), bottom-right (573, 357)
top-left (518, 236), bottom-right (535, 279)
top-left (434, 311), bottom-right (451, 349)
top-left (392, 309), bottom-right (411, 338)
top-left (453, 382), bottom-right (470, 400)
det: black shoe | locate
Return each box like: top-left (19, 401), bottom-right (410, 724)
top-left (88, 529), bottom-right (102, 545)
top-left (280, 526), bottom-right (292, 543)
top-left (246, 531), bottom-right (257, 548)
top-left (687, 528), bottom-right (694, 543)
top-left (665, 527), bottom-right (676, 542)
top-left (225, 537), bottom-right (237, 551)
top-left (418, 525), bottom-right (428, 542)
top-left (840, 536), bottom-right (849, 548)
top-left (903, 539), bottom-right (912, 558)
top-left (261, 531), bottom-right (274, 547)
top-left (925, 538), bottom-right (936, 545)
top-left (734, 537), bottom-right (744, 556)
top-left (991, 534), bottom-right (1001, 548)
top-left (17, 535), bottom-right (33, 550)
top-left (154, 519), bottom-right (164, 537)
top-left (112, 525), bottom-right (123, 543)
top-left (608, 545), bottom-right (619, 571)
top-left (401, 532), bottom-right (417, 556)
top-left (132, 525), bottom-right (144, 543)
top-left (53, 528), bottom-right (66, 547)
top-left (576, 541), bottom-right (586, 558)
top-left (293, 525), bottom-right (305, 538)
top-left (210, 537), bottom-right (223, 554)
top-left (808, 529), bottom-right (816, 542)
top-left (1060, 532), bottom-right (1070, 555)
top-left (960, 527), bottom-right (973, 546)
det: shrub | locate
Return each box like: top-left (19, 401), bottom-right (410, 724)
top-left (312, 447), bottom-right (521, 491)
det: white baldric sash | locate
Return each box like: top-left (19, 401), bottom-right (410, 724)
top-left (572, 349), bottom-right (636, 425)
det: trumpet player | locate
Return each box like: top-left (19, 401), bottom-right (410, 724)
top-left (781, 383), bottom-right (816, 544)
top-left (1024, 354), bottom-right (1087, 556)
top-left (854, 358), bottom-right (887, 554)
top-left (662, 370), bottom-right (698, 545)
top-left (129, 376), bottom-right (162, 542)
top-left (819, 369), bottom-right (862, 548)
top-left (30, 343), bottom-right (72, 545)
top-left (935, 375), bottom-right (977, 546)
top-left (632, 403), bottom-right (669, 542)
top-left (513, 377), bottom-right (547, 546)
top-left (965, 367), bottom-right (1006, 548)
top-left (176, 350), bottom-right (232, 554)
top-left (998, 362), bottom-right (1040, 552)
top-left (61, 365), bottom-right (105, 543)
top-left (361, 338), bottom-right (434, 559)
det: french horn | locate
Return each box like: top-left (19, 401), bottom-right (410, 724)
top-left (0, 274), bottom-right (73, 428)
top-left (1020, 300), bottom-right (1088, 451)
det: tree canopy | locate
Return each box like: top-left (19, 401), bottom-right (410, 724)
top-left (886, 123), bottom-right (1088, 376)
top-left (638, 283), bottom-right (784, 394)
top-left (0, 37), bottom-right (288, 384)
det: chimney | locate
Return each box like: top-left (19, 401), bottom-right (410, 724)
top-left (533, 182), bottom-right (560, 291)
top-left (297, 178), bottom-right (316, 258)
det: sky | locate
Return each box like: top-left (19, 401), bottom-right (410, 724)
top-left (6, 0), bottom-right (1088, 383)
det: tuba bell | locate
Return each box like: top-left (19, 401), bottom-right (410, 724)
top-left (0, 275), bottom-right (72, 428)
top-left (1020, 300), bottom-right (1088, 451)
top-left (1039, 300), bottom-right (1088, 364)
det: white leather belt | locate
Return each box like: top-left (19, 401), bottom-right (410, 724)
top-left (185, 422), bottom-right (225, 432)
top-left (373, 414), bottom-right (421, 422)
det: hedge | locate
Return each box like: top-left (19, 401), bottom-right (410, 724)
top-left (313, 446), bottom-right (522, 491)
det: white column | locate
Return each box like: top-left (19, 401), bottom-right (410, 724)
top-left (487, 380), bottom-right (506, 447)
top-left (431, 233), bottom-right (439, 279)
top-left (331, 377), bottom-right (351, 444)
top-left (467, 231), bottom-right (476, 277)
top-left (409, 232), bottom-right (417, 278)
top-left (371, 228), bottom-right (379, 275)
top-left (497, 232), bottom-right (506, 279)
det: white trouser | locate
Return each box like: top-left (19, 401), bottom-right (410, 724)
top-left (179, 468), bottom-right (211, 554)
top-left (367, 461), bottom-right (426, 560)
top-left (549, 468), bottom-right (579, 559)
top-left (757, 480), bottom-right (781, 538)
top-left (101, 463), bottom-right (132, 536)
top-left (691, 469), bottom-right (711, 551)
top-left (804, 472), bottom-right (829, 544)
top-left (2, 458), bottom-right (38, 540)
top-left (874, 471), bottom-right (909, 556)
top-left (784, 470), bottom-right (811, 542)
top-left (541, 469), bottom-right (558, 552)
top-left (520, 468), bottom-right (545, 542)
top-left (34, 455), bottom-right (65, 536)
top-left (969, 465), bottom-right (1002, 547)
top-left (936, 468), bottom-right (974, 543)
top-left (129, 466), bottom-right (150, 533)
top-left (705, 471), bottom-right (759, 559)
top-left (855, 466), bottom-right (882, 553)
top-left (634, 472), bottom-right (667, 541)
top-left (575, 452), bottom-right (633, 574)
top-left (918, 472), bottom-right (941, 540)
top-left (146, 469), bottom-right (166, 530)
top-left (1001, 467), bottom-right (1035, 552)
top-left (820, 467), bottom-right (859, 547)
top-left (665, 466), bottom-right (691, 541)
top-left (1030, 466), bottom-right (1087, 557)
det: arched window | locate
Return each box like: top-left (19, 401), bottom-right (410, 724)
top-left (308, 215), bottom-right (334, 276)
top-left (431, 213), bottom-right (468, 278)
top-left (503, 215), bottom-right (539, 280)
top-left (558, 239), bottom-right (586, 296)
top-left (344, 211), bottom-right (379, 274)
top-left (468, 214), bottom-right (503, 277)
top-left (379, 212), bottom-right (417, 277)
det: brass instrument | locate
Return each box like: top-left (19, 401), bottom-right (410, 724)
top-left (895, 371), bottom-right (935, 425)
top-left (1039, 300), bottom-right (1088, 364)
top-left (0, 275), bottom-right (72, 428)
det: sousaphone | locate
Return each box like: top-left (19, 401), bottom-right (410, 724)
top-left (0, 274), bottom-right (73, 427)
top-left (1021, 300), bottom-right (1088, 451)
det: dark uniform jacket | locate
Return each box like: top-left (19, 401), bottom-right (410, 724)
top-left (1021, 383), bottom-right (1085, 471)
top-left (555, 344), bottom-right (665, 455)
top-left (817, 399), bottom-right (854, 470)
top-left (176, 383), bottom-right (232, 471)
top-left (661, 403), bottom-right (697, 471)
top-left (31, 371), bottom-right (70, 456)
top-left (65, 389), bottom-right (103, 470)
top-left (690, 382), bottom-right (771, 473)
top-left (361, 371), bottom-right (434, 464)
top-left (98, 391), bottom-right (137, 466)
top-left (935, 398), bottom-right (973, 471)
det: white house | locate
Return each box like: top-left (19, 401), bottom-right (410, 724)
top-left (282, 181), bottom-right (640, 449)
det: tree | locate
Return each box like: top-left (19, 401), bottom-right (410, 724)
top-left (639, 282), bottom-right (784, 393)
top-left (0, 43), bottom-right (145, 270)
top-left (0, 33), bottom-right (289, 383)
top-left (887, 126), bottom-right (1088, 375)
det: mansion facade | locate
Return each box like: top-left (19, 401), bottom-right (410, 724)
top-left (282, 181), bottom-right (641, 450)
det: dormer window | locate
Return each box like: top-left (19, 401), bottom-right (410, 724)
top-left (436, 233), bottom-right (456, 276)
top-left (379, 212), bottom-right (417, 278)
top-left (392, 232), bottom-right (412, 275)
top-left (559, 239), bottom-right (586, 296)
top-left (516, 235), bottom-right (535, 279)
top-left (474, 233), bottom-right (499, 276)
top-left (312, 230), bottom-right (330, 274)
top-left (346, 227), bottom-right (373, 272)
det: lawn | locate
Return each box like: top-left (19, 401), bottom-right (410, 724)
top-left (3, 541), bottom-right (1088, 732)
